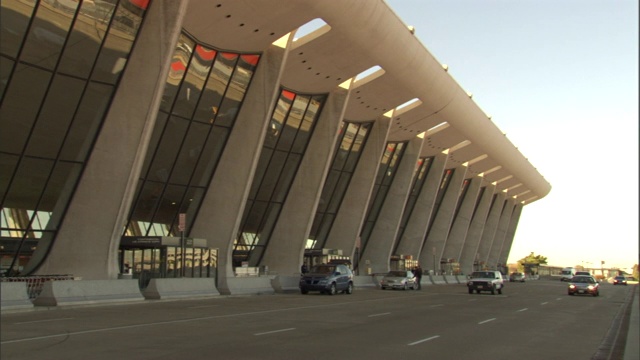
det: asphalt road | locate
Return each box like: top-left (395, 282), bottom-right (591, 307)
top-left (1, 279), bottom-right (636, 360)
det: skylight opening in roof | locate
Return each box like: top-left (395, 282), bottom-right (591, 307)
top-left (396, 98), bottom-right (420, 111)
top-left (293, 18), bottom-right (330, 42)
top-left (354, 65), bottom-right (383, 82)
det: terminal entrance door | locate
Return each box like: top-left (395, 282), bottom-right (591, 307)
top-left (119, 236), bottom-right (217, 289)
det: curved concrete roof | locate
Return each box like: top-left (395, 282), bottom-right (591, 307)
top-left (183, 0), bottom-right (551, 203)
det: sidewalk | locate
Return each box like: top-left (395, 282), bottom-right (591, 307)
top-left (624, 285), bottom-right (639, 360)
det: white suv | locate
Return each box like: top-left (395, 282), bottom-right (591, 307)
top-left (467, 270), bottom-right (504, 295)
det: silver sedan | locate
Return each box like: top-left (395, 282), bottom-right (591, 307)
top-left (380, 270), bottom-right (418, 290)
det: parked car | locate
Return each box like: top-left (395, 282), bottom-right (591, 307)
top-left (299, 264), bottom-right (354, 295)
top-left (613, 276), bottom-right (628, 285)
top-left (509, 272), bottom-right (525, 282)
top-left (380, 270), bottom-right (418, 290)
top-left (467, 270), bottom-right (504, 295)
top-left (567, 275), bottom-right (600, 296)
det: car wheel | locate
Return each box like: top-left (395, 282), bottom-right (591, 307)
top-left (345, 282), bottom-right (353, 295)
top-left (476, 289), bottom-right (481, 294)
top-left (380, 286), bottom-right (386, 290)
top-left (468, 288), bottom-right (473, 294)
top-left (300, 288), bottom-right (308, 294)
top-left (403, 283), bottom-right (408, 290)
top-left (328, 283), bottom-right (337, 295)
top-left (498, 288), bottom-right (502, 295)
top-left (491, 287), bottom-right (495, 295)
top-left (568, 292), bottom-right (574, 296)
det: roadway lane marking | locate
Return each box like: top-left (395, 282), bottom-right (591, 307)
top-left (478, 318), bottom-right (496, 325)
top-left (188, 305), bottom-right (220, 309)
top-left (408, 335), bottom-right (440, 346)
top-left (541, 302), bottom-right (549, 305)
top-left (430, 304), bottom-right (444, 308)
top-left (516, 308), bottom-right (528, 312)
top-left (556, 298), bottom-right (563, 301)
top-left (254, 328), bottom-right (295, 336)
top-left (368, 312), bottom-right (391, 317)
top-left (15, 318), bottom-right (74, 325)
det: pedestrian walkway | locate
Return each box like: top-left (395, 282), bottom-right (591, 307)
top-left (624, 285), bottom-right (639, 360)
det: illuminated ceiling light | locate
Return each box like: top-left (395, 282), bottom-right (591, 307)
top-left (272, 33), bottom-right (290, 48)
top-left (484, 166), bottom-right (502, 175)
top-left (383, 109), bottom-right (394, 118)
top-left (417, 131), bottom-right (426, 139)
top-left (467, 154), bottom-right (488, 165)
top-left (467, 92), bottom-right (473, 98)
top-left (408, 25), bottom-right (416, 34)
top-left (496, 175), bottom-right (514, 184)
top-left (339, 78), bottom-right (352, 90)
top-left (442, 64), bottom-right (449, 71)
top-left (449, 140), bottom-right (471, 153)
top-left (425, 122), bottom-right (449, 137)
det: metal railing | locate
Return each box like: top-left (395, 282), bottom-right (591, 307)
top-left (0, 275), bottom-right (75, 299)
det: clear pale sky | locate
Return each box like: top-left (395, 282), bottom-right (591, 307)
top-left (385, 0), bottom-right (639, 271)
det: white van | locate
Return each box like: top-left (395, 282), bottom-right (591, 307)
top-left (560, 267), bottom-right (576, 281)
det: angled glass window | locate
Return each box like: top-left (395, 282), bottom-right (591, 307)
top-left (392, 157), bottom-right (433, 254)
top-left (0, 0), bottom-right (147, 276)
top-left (233, 89), bottom-right (326, 267)
top-left (307, 121), bottom-right (372, 250)
top-left (125, 33), bottom-right (260, 239)
top-left (358, 142), bottom-right (406, 259)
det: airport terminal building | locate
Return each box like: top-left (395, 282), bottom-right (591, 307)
top-left (0, 0), bottom-right (551, 296)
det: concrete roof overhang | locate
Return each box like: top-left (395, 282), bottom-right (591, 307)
top-left (183, 0), bottom-right (551, 204)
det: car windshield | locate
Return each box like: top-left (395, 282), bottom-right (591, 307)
top-left (572, 276), bottom-right (595, 283)
top-left (471, 272), bottom-right (496, 278)
top-left (387, 271), bottom-right (408, 277)
top-left (615, 276), bottom-right (625, 280)
top-left (310, 265), bottom-right (336, 274)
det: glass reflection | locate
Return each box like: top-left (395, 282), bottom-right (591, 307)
top-left (0, 0), bottom-right (147, 276)
top-left (233, 89), bottom-right (326, 267)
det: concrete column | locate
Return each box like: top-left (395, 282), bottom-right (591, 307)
top-left (477, 192), bottom-right (507, 267)
top-left (396, 152), bottom-right (447, 261)
top-left (420, 163), bottom-right (468, 274)
top-left (458, 180), bottom-right (496, 275)
top-left (34, 1), bottom-right (188, 279)
top-left (260, 87), bottom-right (348, 276)
top-left (359, 136), bottom-right (424, 274)
top-left (497, 202), bottom-right (523, 267)
top-left (190, 42), bottom-right (290, 293)
top-left (324, 116), bottom-right (391, 264)
top-left (442, 175), bottom-right (482, 266)
top-left (486, 197), bottom-right (515, 269)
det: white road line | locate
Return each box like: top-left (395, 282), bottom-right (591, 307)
top-left (556, 298), bottom-right (563, 301)
top-left (516, 308), bottom-right (528, 312)
top-left (188, 305), bottom-right (220, 309)
top-left (408, 335), bottom-right (440, 346)
top-left (541, 302), bottom-right (549, 305)
top-left (254, 328), bottom-right (295, 336)
top-left (368, 312), bottom-right (391, 317)
top-left (478, 318), bottom-right (496, 325)
top-left (15, 318), bottom-right (74, 325)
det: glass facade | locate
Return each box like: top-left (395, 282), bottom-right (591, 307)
top-left (420, 168), bottom-right (455, 255)
top-left (307, 121), bottom-right (372, 250)
top-left (358, 142), bottom-right (406, 258)
top-left (233, 89), bottom-right (326, 267)
top-left (392, 157), bottom-right (433, 255)
top-left (0, 0), bottom-right (147, 276)
top-left (124, 32), bottom-right (260, 238)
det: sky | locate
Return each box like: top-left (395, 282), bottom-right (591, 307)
top-left (385, 0), bottom-right (639, 271)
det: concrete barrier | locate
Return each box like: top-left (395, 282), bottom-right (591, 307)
top-left (1, 282), bottom-right (34, 311)
top-left (33, 280), bottom-right (144, 307)
top-left (225, 276), bottom-right (275, 295)
top-left (444, 275), bottom-right (458, 284)
top-left (271, 275), bottom-right (301, 293)
top-left (429, 274), bottom-right (447, 284)
top-left (142, 278), bottom-right (219, 300)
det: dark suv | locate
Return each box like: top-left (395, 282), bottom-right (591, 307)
top-left (299, 264), bottom-right (354, 295)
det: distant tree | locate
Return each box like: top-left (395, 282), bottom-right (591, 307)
top-left (517, 252), bottom-right (548, 274)
top-left (632, 264), bottom-right (639, 281)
